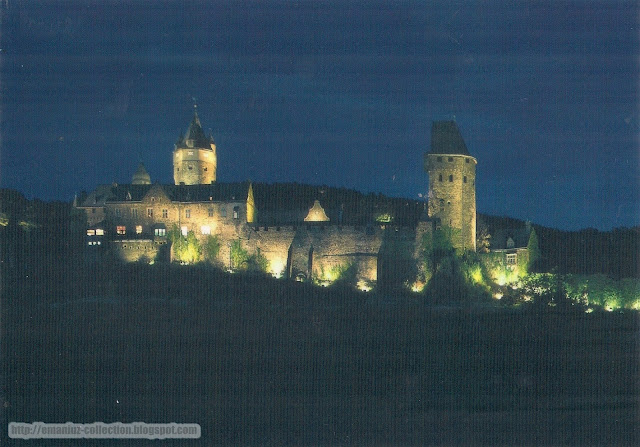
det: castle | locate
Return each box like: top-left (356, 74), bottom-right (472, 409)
top-left (78, 107), bottom-right (534, 289)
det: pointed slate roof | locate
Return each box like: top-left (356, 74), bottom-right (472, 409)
top-left (429, 121), bottom-right (470, 155)
top-left (176, 106), bottom-right (214, 149)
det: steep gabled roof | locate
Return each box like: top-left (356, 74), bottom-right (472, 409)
top-left (491, 227), bottom-right (531, 250)
top-left (163, 183), bottom-right (249, 202)
top-left (91, 183), bottom-right (251, 204)
top-left (429, 121), bottom-right (470, 155)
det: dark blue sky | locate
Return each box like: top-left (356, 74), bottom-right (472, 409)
top-left (2, 0), bottom-right (638, 230)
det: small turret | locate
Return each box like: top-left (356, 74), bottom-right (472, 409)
top-left (132, 162), bottom-right (151, 185)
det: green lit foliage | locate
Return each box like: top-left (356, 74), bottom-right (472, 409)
top-left (316, 262), bottom-right (356, 286)
top-left (202, 235), bottom-right (221, 264)
top-left (168, 225), bottom-right (201, 264)
top-left (562, 274), bottom-right (640, 311)
top-left (230, 240), bottom-right (269, 272)
top-left (230, 239), bottom-right (250, 270)
top-left (527, 227), bottom-right (541, 272)
top-left (374, 213), bottom-right (394, 223)
top-left (248, 248), bottom-right (269, 272)
top-left (476, 216), bottom-right (491, 254)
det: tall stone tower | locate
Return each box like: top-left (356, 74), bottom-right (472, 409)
top-left (173, 105), bottom-right (217, 185)
top-left (424, 121), bottom-right (476, 252)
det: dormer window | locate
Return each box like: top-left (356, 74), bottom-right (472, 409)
top-left (507, 237), bottom-right (515, 249)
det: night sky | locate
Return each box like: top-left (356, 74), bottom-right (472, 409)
top-left (2, 0), bottom-right (638, 230)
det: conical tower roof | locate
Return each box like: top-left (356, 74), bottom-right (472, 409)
top-left (429, 121), bottom-right (470, 155)
top-left (176, 105), bottom-right (214, 149)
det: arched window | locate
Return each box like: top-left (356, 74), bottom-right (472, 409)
top-left (438, 174), bottom-right (443, 182)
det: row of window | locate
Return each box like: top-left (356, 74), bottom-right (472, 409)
top-left (86, 229), bottom-right (105, 236)
top-left (113, 206), bottom-right (236, 219)
top-left (176, 166), bottom-right (209, 172)
top-left (436, 156), bottom-right (471, 164)
top-left (112, 225), bottom-right (211, 237)
top-left (437, 174), bottom-right (469, 183)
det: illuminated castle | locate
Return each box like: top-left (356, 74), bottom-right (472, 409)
top-left (77, 108), bottom-right (534, 288)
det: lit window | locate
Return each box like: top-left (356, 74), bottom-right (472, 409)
top-left (162, 209), bottom-right (168, 218)
top-left (208, 207), bottom-right (214, 217)
top-left (147, 208), bottom-right (153, 218)
top-left (86, 229), bottom-right (95, 236)
top-left (117, 226), bottom-right (126, 235)
top-left (233, 206), bottom-right (239, 219)
top-left (95, 228), bottom-right (104, 236)
top-left (155, 228), bottom-right (166, 237)
top-left (449, 175), bottom-right (453, 182)
top-left (185, 209), bottom-right (191, 218)
top-left (201, 225), bottom-right (211, 235)
top-left (220, 206), bottom-right (227, 218)
top-left (97, 241), bottom-right (101, 245)
top-left (136, 225), bottom-right (143, 234)
top-left (181, 226), bottom-right (188, 237)
top-left (506, 253), bottom-right (517, 269)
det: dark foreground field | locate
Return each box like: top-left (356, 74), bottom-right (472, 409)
top-left (3, 278), bottom-right (639, 446)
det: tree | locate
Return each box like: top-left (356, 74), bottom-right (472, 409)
top-left (168, 225), bottom-right (201, 264)
top-left (527, 227), bottom-right (541, 272)
top-left (202, 235), bottom-right (221, 264)
top-left (476, 216), bottom-right (491, 253)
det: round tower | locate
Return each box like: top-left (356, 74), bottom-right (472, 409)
top-left (424, 121), bottom-right (476, 252)
top-left (173, 105), bottom-right (217, 185)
